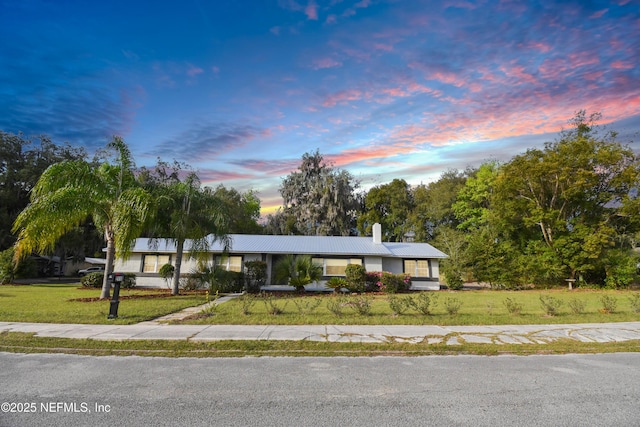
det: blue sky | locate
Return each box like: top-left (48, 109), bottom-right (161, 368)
top-left (1, 0), bottom-right (639, 214)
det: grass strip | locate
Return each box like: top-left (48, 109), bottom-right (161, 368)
top-left (2, 332), bottom-right (639, 358)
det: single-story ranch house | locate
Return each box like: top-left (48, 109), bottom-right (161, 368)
top-left (114, 224), bottom-right (448, 291)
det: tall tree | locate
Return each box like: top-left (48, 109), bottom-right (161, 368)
top-left (411, 169), bottom-right (468, 241)
top-left (357, 179), bottom-right (414, 241)
top-left (12, 137), bottom-right (154, 298)
top-left (493, 111), bottom-right (640, 283)
top-left (0, 132), bottom-right (86, 251)
top-left (149, 173), bottom-right (231, 295)
top-left (212, 185), bottom-right (262, 234)
top-left (279, 150), bottom-right (361, 236)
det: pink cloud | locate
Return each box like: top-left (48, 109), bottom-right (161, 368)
top-left (499, 64), bottom-right (538, 85)
top-left (429, 71), bottom-right (466, 87)
top-left (611, 60), bottom-right (634, 69)
top-left (373, 43), bottom-right (393, 52)
top-left (322, 89), bottom-right (366, 107)
top-left (187, 65), bottom-right (204, 77)
top-left (312, 57), bottom-right (343, 69)
top-left (590, 8), bottom-right (609, 18)
top-left (305, 0), bottom-right (318, 20)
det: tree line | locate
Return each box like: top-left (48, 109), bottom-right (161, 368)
top-left (2, 111), bottom-right (639, 291)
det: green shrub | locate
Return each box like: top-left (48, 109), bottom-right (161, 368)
top-left (409, 292), bottom-right (438, 315)
top-left (121, 273), bottom-right (136, 289)
top-left (238, 293), bottom-right (257, 315)
top-left (260, 292), bottom-right (288, 315)
top-left (443, 297), bottom-right (462, 315)
top-left (599, 295), bottom-right (618, 314)
top-left (325, 277), bottom-right (347, 292)
top-left (0, 248), bottom-right (37, 284)
top-left (347, 294), bottom-right (372, 315)
top-left (81, 272), bottom-right (135, 289)
top-left (604, 249), bottom-right (638, 289)
top-left (539, 294), bottom-right (563, 316)
top-left (159, 263), bottom-right (174, 288)
top-left (628, 293), bottom-right (640, 314)
top-left (292, 297), bottom-right (322, 315)
top-left (388, 294), bottom-right (412, 315)
top-left (568, 298), bottom-right (587, 314)
top-left (244, 260), bottom-right (267, 293)
top-left (345, 264), bottom-right (367, 292)
top-left (366, 271), bottom-right (412, 293)
top-left (503, 297), bottom-right (523, 315)
top-left (326, 295), bottom-right (347, 316)
top-left (180, 275), bottom-right (205, 291)
top-left (202, 267), bottom-right (244, 293)
top-left (81, 272), bottom-right (104, 288)
top-left (441, 263), bottom-right (463, 290)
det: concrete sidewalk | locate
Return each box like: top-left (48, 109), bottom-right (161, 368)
top-left (2, 321), bottom-right (640, 345)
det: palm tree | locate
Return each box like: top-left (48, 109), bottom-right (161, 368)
top-left (151, 174), bottom-right (230, 295)
top-left (273, 254), bottom-right (323, 292)
top-left (12, 137), bottom-right (153, 299)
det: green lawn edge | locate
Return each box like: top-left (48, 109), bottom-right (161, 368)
top-left (2, 332), bottom-right (640, 358)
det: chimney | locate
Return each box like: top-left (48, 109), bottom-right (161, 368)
top-left (372, 223), bottom-right (382, 244)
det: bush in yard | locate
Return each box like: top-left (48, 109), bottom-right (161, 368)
top-left (0, 247), bottom-right (37, 284)
top-left (81, 272), bottom-right (104, 288)
top-left (260, 292), bottom-right (288, 315)
top-left (347, 294), bottom-right (372, 315)
top-left (292, 297), bottom-right (322, 315)
top-left (365, 271), bottom-right (382, 292)
top-left (326, 295), bottom-right (348, 316)
top-left (388, 294), bottom-right (412, 315)
top-left (367, 271), bottom-right (412, 293)
top-left (409, 292), bottom-right (439, 315)
top-left (539, 294), bottom-right (563, 316)
top-left (443, 297), bottom-right (462, 315)
top-left (210, 268), bottom-right (244, 293)
top-left (325, 277), bottom-right (347, 293)
top-left (628, 293), bottom-right (640, 314)
top-left (121, 273), bottom-right (136, 289)
top-left (244, 260), bottom-right (267, 293)
top-left (238, 293), bottom-right (256, 315)
top-left (603, 249), bottom-right (638, 289)
top-left (503, 297), bottom-right (523, 315)
top-left (159, 263), bottom-right (174, 289)
top-left (568, 298), bottom-right (587, 314)
top-left (441, 263), bottom-right (463, 290)
top-left (345, 264), bottom-right (367, 292)
top-left (599, 295), bottom-right (617, 314)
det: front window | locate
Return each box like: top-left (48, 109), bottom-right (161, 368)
top-left (312, 258), bottom-right (362, 276)
top-left (215, 255), bottom-right (243, 272)
top-left (142, 254), bottom-right (171, 273)
top-left (404, 260), bottom-right (430, 277)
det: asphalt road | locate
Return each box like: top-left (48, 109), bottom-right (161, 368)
top-left (1, 352), bottom-right (639, 427)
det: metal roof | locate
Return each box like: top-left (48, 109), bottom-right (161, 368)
top-left (132, 234), bottom-right (448, 259)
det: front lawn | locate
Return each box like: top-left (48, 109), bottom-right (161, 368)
top-left (0, 284), bottom-right (207, 324)
top-left (1, 285), bottom-right (639, 326)
top-left (178, 289), bottom-right (640, 326)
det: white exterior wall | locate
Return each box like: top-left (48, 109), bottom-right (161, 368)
top-left (381, 258), bottom-right (403, 274)
top-left (114, 255), bottom-right (142, 273)
top-left (363, 256), bottom-right (382, 272)
top-left (430, 259), bottom-right (440, 280)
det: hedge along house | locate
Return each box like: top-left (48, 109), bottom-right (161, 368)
top-left (113, 223), bottom-right (448, 291)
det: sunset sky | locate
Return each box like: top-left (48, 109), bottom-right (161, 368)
top-left (1, 0), bottom-right (639, 215)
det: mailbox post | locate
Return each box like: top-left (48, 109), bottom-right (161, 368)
top-left (108, 273), bottom-right (125, 319)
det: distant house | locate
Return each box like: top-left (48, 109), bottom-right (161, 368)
top-left (114, 223), bottom-right (448, 290)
